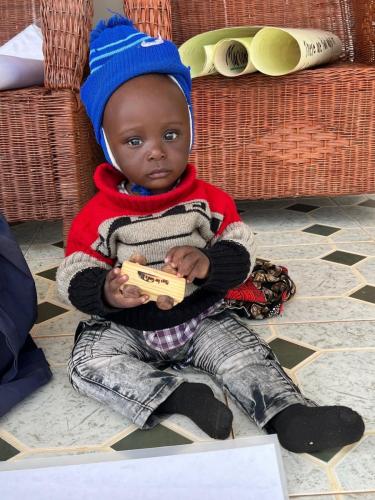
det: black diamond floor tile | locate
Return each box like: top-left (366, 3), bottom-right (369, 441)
top-left (268, 338), bottom-right (315, 369)
top-left (111, 425), bottom-right (192, 451)
top-left (286, 203), bottom-right (319, 213)
top-left (308, 446), bottom-right (343, 463)
top-left (350, 285), bottom-right (375, 304)
top-left (36, 302), bottom-right (69, 324)
top-left (359, 199), bottom-right (375, 208)
top-left (0, 438), bottom-right (20, 461)
top-left (52, 241), bottom-right (64, 248)
top-left (322, 250), bottom-right (366, 266)
top-left (302, 224), bottom-right (341, 236)
top-left (36, 266), bottom-right (58, 281)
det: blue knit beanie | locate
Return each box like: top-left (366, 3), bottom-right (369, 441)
top-left (80, 15), bottom-right (193, 167)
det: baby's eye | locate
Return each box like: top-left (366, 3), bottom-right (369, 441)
top-left (127, 137), bottom-right (143, 147)
top-left (164, 131), bottom-right (178, 141)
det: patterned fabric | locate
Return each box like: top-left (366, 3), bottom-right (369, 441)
top-left (57, 163), bottom-right (256, 331)
top-left (119, 181), bottom-right (153, 196)
top-left (118, 178), bottom-right (180, 196)
top-left (143, 300), bottom-right (224, 353)
top-left (118, 179), bottom-right (224, 354)
top-left (225, 259), bottom-right (296, 320)
top-left (140, 260), bottom-right (296, 353)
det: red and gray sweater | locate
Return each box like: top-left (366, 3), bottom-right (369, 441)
top-left (56, 163), bottom-right (257, 330)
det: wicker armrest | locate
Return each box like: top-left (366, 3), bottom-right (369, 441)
top-left (41, 0), bottom-right (93, 91)
top-left (352, 0), bottom-right (375, 64)
top-left (123, 0), bottom-right (172, 39)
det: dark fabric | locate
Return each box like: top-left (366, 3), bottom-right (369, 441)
top-left (68, 267), bottom-right (110, 316)
top-left (0, 215), bottom-right (52, 417)
top-left (68, 240), bottom-right (249, 331)
top-left (156, 382), bottom-right (233, 440)
top-left (69, 266), bottom-right (225, 330)
top-left (200, 240), bottom-right (250, 291)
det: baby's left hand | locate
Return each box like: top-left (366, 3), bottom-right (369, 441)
top-left (155, 263), bottom-right (178, 310)
top-left (164, 246), bottom-right (210, 283)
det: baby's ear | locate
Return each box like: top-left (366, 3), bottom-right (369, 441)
top-left (129, 253), bottom-right (147, 266)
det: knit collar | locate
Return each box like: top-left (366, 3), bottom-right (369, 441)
top-left (94, 162), bottom-right (197, 213)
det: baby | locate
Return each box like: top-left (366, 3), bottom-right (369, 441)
top-left (56, 15), bottom-right (364, 452)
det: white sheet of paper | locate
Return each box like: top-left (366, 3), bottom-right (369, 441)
top-left (0, 436), bottom-right (287, 500)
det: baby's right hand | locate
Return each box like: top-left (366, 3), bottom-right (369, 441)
top-left (104, 268), bottom-right (149, 308)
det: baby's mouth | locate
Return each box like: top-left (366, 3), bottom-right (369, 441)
top-left (147, 169), bottom-right (170, 179)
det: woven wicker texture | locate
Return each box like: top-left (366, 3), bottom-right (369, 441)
top-left (0, 0), bottom-right (40, 44)
top-left (42, 0), bottom-right (93, 90)
top-left (125, 0), bottom-right (375, 199)
top-left (0, 0), bottom-right (103, 239)
top-left (125, 0), bottom-right (172, 39)
top-left (353, 0), bottom-right (375, 64)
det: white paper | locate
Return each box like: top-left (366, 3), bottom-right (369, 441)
top-left (0, 24), bottom-right (43, 60)
top-left (0, 437), bottom-right (287, 500)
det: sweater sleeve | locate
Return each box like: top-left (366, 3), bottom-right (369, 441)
top-left (56, 206), bottom-right (117, 316)
top-left (197, 191), bottom-right (257, 292)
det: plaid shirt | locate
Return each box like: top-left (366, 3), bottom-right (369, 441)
top-left (143, 301), bottom-right (224, 353)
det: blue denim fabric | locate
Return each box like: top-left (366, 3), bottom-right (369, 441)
top-left (68, 310), bottom-right (312, 430)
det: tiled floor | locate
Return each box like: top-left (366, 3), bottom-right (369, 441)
top-left (1, 194), bottom-right (375, 499)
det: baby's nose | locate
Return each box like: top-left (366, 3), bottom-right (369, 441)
top-left (147, 141), bottom-right (166, 161)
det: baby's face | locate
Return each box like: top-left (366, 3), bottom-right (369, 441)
top-left (103, 73), bottom-right (191, 194)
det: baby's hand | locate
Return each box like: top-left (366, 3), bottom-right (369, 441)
top-left (129, 253), bottom-right (147, 266)
top-left (104, 268), bottom-right (149, 308)
top-left (160, 262), bottom-right (178, 275)
top-left (155, 263), bottom-right (178, 310)
top-left (156, 295), bottom-right (175, 310)
top-left (164, 246), bottom-right (210, 283)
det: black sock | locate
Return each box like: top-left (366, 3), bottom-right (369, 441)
top-left (156, 382), bottom-right (233, 440)
top-left (266, 403), bottom-right (365, 453)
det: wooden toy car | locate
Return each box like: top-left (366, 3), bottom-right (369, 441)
top-left (120, 261), bottom-right (186, 304)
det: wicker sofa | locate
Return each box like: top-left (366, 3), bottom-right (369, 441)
top-left (125, 0), bottom-right (375, 199)
top-left (0, 0), bottom-right (103, 239)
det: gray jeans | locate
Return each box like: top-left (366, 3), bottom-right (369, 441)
top-left (68, 310), bottom-right (310, 430)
